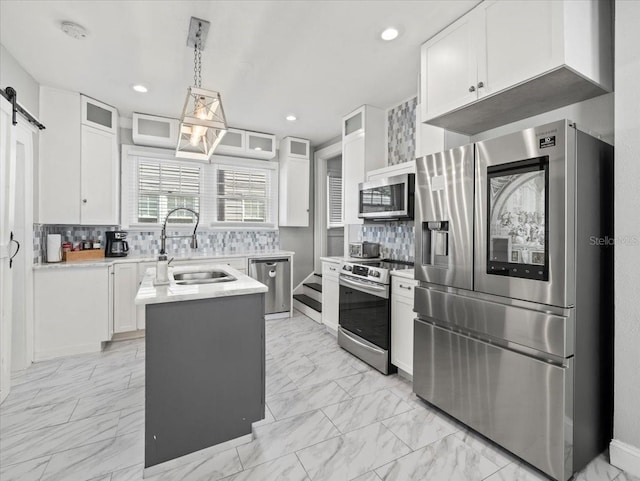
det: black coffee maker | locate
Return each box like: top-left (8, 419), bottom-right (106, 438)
top-left (105, 231), bottom-right (129, 257)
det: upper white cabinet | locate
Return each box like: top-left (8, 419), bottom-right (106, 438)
top-left (39, 87), bottom-right (82, 224)
top-left (215, 128), bottom-right (277, 160)
top-left (342, 105), bottom-right (386, 225)
top-left (279, 137), bottom-right (310, 227)
top-left (38, 88), bottom-right (119, 225)
top-left (420, 0), bottom-right (613, 134)
top-left (81, 124), bottom-right (119, 224)
top-left (132, 113), bottom-right (179, 148)
top-left (82, 95), bottom-right (118, 134)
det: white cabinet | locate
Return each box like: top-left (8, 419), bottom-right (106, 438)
top-left (81, 125), bottom-right (119, 224)
top-left (321, 261), bottom-right (340, 332)
top-left (38, 87), bottom-right (82, 224)
top-left (34, 266), bottom-right (110, 360)
top-left (113, 263), bottom-right (138, 334)
top-left (420, 0), bottom-right (613, 134)
top-left (214, 128), bottom-right (277, 160)
top-left (81, 96), bottom-right (118, 134)
top-left (415, 102), bottom-right (470, 158)
top-left (391, 276), bottom-right (418, 376)
top-left (132, 113), bottom-right (179, 148)
top-left (342, 106), bottom-right (386, 224)
top-left (279, 137), bottom-right (310, 227)
top-left (38, 88), bottom-right (119, 224)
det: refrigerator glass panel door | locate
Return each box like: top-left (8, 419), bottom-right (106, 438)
top-left (487, 156), bottom-right (549, 281)
top-left (474, 120), bottom-right (574, 307)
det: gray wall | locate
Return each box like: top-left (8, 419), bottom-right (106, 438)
top-left (0, 43), bottom-right (40, 117)
top-left (613, 0), bottom-right (640, 457)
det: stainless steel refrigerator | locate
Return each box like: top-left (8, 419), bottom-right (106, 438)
top-left (413, 120), bottom-right (613, 481)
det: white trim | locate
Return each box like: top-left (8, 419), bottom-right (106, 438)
top-left (34, 342), bottom-right (102, 362)
top-left (313, 141), bottom-right (343, 274)
top-left (610, 439), bottom-right (640, 478)
top-left (143, 433), bottom-right (253, 479)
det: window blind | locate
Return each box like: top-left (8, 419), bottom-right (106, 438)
top-left (327, 172), bottom-right (343, 228)
top-left (214, 165), bottom-right (273, 224)
top-left (135, 159), bottom-right (201, 225)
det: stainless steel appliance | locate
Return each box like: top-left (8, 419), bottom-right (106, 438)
top-left (105, 231), bottom-right (129, 257)
top-left (348, 241), bottom-right (380, 259)
top-left (358, 173), bottom-right (415, 220)
top-left (338, 258), bottom-right (413, 374)
top-left (413, 120), bottom-right (613, 481)
top-left (249, 258), bottom-right (291, 315)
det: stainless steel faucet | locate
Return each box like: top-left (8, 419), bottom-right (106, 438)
top-left (159, 207), bottom-right (200, 255)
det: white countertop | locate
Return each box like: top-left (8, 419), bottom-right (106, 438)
top-left (34, 250), bottom-right (295, 270)
top-left (135, 263), bottom-right (268, 306)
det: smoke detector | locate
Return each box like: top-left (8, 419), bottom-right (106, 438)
top-left (61, 21), bottom-right (88, 40)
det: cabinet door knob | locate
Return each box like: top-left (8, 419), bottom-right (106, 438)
top-left (82, 199), bottom-right (87, 204)
top-left (477, 81), bottom-right (484, 88)
top-left (469, 85), bottom-right (476, 92)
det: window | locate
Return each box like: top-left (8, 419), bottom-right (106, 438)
top-left (137, 161), bottom-right (200, 224)
top-left (211, 162), bottom-right (277, 226)
top-left (327, 172), bottom-right (343, 228)
top-left (121, 146), bottom-right (278, 229)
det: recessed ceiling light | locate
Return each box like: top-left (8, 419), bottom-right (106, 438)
top-left (61, 21), bottom-right (88, 40)
top-left (286, 115), bottom-right (297, 121)
top-left (132, 85), bottom-right (148, 93)
top-left (381, 27), bottom-right (399, 41)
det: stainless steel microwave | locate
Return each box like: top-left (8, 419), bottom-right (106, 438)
top-left (358, 173), bottom-right (415, 220)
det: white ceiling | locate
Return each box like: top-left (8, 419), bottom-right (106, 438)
top-left (0, 0), bottom-right (479, 146)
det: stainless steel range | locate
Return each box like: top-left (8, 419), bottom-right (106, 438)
top-left (338, 259), bottom-right (413, 374)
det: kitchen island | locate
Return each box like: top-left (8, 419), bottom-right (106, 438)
top-left (135, 264), bottom-right (267, 474)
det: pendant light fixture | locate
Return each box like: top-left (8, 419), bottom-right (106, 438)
top-left (176, 17), bottom-right (227, 161)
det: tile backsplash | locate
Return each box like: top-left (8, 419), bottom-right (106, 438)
top-left (387, 96), bottom-right (417, 166)
top-left (34, 225), bottom-right (280, 263)
top-left (352, 221), bottom-right (415, 262)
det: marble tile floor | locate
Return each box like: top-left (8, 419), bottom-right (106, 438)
top-left (0, 311), bottom-right (637, 481)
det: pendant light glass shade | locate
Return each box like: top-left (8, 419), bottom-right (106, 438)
top-left (175, 86), bottom-right (227, 161)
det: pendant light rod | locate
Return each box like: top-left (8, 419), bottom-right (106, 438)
top-left (186, 17), bottom-right (210, 50)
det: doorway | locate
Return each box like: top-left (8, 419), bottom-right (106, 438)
top-left (313, 141), bottom-right (343, 274)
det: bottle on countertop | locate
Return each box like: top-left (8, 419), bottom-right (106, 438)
top-left (81, 236), bottom-right (92, 250)
top-left (93, 236), bottom-right (102, 249)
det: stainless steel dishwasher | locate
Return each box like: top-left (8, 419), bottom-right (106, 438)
top-left (249, 258), bottom-right (291, 314)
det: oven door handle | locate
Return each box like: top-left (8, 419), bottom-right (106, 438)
top-left (339, 276), bottom-right (389, 299)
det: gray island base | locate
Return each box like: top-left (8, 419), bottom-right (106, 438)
top-left (144, 292), bottom-right (265, 471)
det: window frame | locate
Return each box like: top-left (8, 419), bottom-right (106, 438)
top-left (121, 145), bottom-right (279, 231)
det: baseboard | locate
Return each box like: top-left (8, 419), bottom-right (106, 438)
top-left (610, 438), bottom-right (640, 478)
top-left (34, 342), bottom-right (102, 361)
top-left (111, 330), bottom-right (145, 341)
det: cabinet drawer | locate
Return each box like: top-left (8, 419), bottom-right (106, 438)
top-left (392, 276), bottom-right (417, 300)
top-left (322, 262), bottom-right (340, 279)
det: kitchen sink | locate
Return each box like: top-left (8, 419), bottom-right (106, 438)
top-left (173, 270), bottom-right (236, 285)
